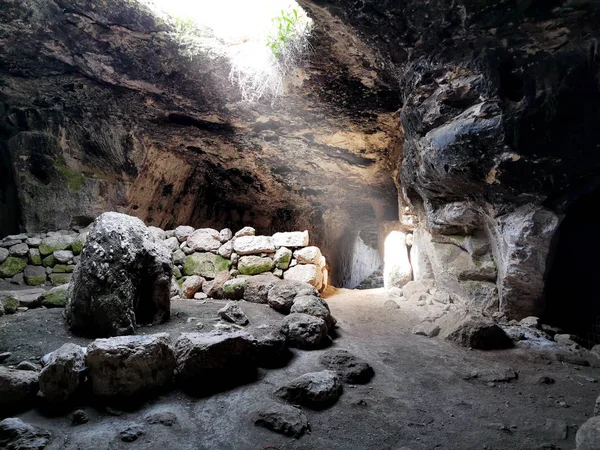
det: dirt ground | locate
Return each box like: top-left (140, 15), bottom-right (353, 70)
top-left (1, 287), bottom-right (599, 450)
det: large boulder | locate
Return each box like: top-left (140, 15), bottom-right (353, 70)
top-left (66, 212), bottom-right (173, 337)
top-left (39, 343), bottom-right (86, 404)
top-left (183, 253), bottom-right (230, 279)
top-left (174, 331), bottom-right (257, 394)
top-left (284, 264), bottom-right (323, 290)
top-left (275, 370), bottom-right (342, 409)
top-left (294, 246), bottom-right (322, 265)
top-left (85, 333), bottom-right (176, 398)
top-left (222, 278), bottom-right (247, 300)
top-left (243, 274), bottom-right (280, 304)
top-left (0, 367), bottom-right (39, 415)
top-left (440, 312), bottom-right (513, 350)
top-left (282, 313), bottom-right (329, 350)
top-left (238, 256), bottom-right (275, 275)
top-left (267, 279), bottom-right (318, 314)
top-left (290, 295), bottom-right (335, 329)
top-left (0, 418), bottom-right (52, 450)
top-left (186, 228), bottom-right (221, 252)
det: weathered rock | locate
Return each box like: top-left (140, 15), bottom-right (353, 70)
top-left (238, 256), bottom-right (275, 275)
top-left (23, 265), bottom-right (46, 286)
top-left (174, 225), bottom-right (194, 242)
top-left (0, 256), bottom-right (27, 278)
top-left (218, 302), bottom-right (249, 325)
top-left (183, 252), bottom-right (230, 279)
top-left (85, 333), bottom-right (175, 397)
top-left (53, 250), bottom-right (74, 264)
top-left (284, 264), bottom-right (323, 290)
top-left (182, 275), bottom-right (204, 299)
top-left (9, 243), bottom-right (29, 257)
top-left (255, 329), bottom-right (287, 365)
top-left (174, 331), bottom-right (257, 392)
top-left (268, 279), bottom-right (318, 313)
top-left (6, 288), bottom-right (45, 309)
top-left (217, 241), bottom-right (233, 258)
top-left (272, 231), bottom-right (309, 248)
top-left (233, 236), bottom-right (275, 255)
top-left (294, 246), bottom-right (322, 265)
top-left (413, 323), bottom-right (441, 338)
top-left (319, 349), bottom-right (374, 384)
top-left (222, 278), bottom-right (247, 300)
top-left (234, 227), bottom-right (255, 238)
top-left (0, 295), bottom-right (19, 314)
top-left (119, 424), bottom-right (145, 442)
top-left (243, 274), bottom-right (280, 304)
top-left (71, 410), bottom-right (89, 425)
top-left (66, 213), bottom-right (173, 337)
top-left (145, 410), bottom-right (178, 426)
top-left (441, 313), bottom-right (513, 350)
top-left (16, 361), bottom-right (40, 372)
top-left (576, 416), bottom-right (600, 450)
top-left (39, 343), bottom-right (86, 404)
top-left (28, 248), bottom-right (41, 266)
top-left (282, 313), bottom-right (329, 350)
top-left (163, 237), bottom-right (180, 252)
top-left (290, 295), bottom-right (335, 329)
top-left (38, 235), bottom-right (74, 256)
top-left (219, 228), bottom-right (233, 242)
top-left (253, 403), bottom-right (309, 438)
top-left (187, 228), bottom-right (221, 252)
top-left (0, 367), bottom-right (39, 415)
top-left (0, 418), bottom-right (51, 450)
top-left (275, 370), bottom-right (342, 409)
top-left (148, 226), bottom-right (166, 241)
top-left (274, 247), bottom-right (292, 270)
top-left (425, 201), bottom-right (480, 235)
top-left (49, 273), bottom-right (71, 286)
top-left (205, 271), bottom-right (232, 299)
top-left (0, 247), bottom-right (8, 264)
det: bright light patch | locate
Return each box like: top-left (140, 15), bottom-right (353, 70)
top-left (140, 0), bottom-right (313, 102)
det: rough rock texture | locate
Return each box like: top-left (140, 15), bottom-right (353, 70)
top-left (319, 349), bottom-right (374, 384)
top-left (243, 274), bottom-right (280, 304)
top-left (0, 367), bottom-right (39, 415)
top-left (66, 213), bottom-right (173, 337)
top-left (576, 416), bottom-right (600, 450)
top-left (0, 418), bottom-right (52, 450)
top-left (290, 295), bottom-right (335, 329)
top-left (85, 333), bottom-right (176, 398)
top-left (440, 312), bottom-right (513, 350)
top-left (284, 264), bottom-right (323, 290)
top-left (282, 313), bottom-right (330, 350)
top-left (253, 403), bottom-right (309, 438)
top-left (182, 275), bottom-right (204, 299)
top-left (218, 302), bottom-right (249, 326)
top-left (275, 370), bottom-right (343, 409)
top-left (268, 280), bottom-right (318, 314)
top-left (39, 343), bottom-right (86, 404)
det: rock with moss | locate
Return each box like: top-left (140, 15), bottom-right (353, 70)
top-left (0, 257), bottom-right (27, 278)
top-left (274, 247), bottom-right (292, 270)
top-left (50, 273), bottom-right (71, 286)
top-left (53, 264), bottom-right (75, 274)
top-left (40, 284), bottom-right (69, 308)
top-left (173, 266), bottom-right (182, 279)
top-left (24, 266), bottom-right (47, 286)
top-left (238, 256), bottom-right (275, 275)
top-left (1, 296), bottom-right (19, 314)
top-left (42, 255), bottom-right (56, 268)
top-left (223, 278), bottom-right (247, 300)
top-left (38, 235), bottom-right (74, 256)
top-left (183, 253), bottom-right (231, 279)
top-left (28, 248), bottom-right (42, 265)
top-left (71, 239), bottom-right (84, 255)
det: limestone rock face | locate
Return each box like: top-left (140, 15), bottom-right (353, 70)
top-left (85, 333), bottom-right (176, 398)
top-left (39, 343), bottom-right (86, 404)
top-left (66, 212), bottom-right (173, 337)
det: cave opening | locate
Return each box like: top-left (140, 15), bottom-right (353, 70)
top-left (544, 190), bottom-right (600, 346)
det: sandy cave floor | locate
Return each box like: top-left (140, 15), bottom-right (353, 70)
top-left (1, 287), bottom-right (600, 450)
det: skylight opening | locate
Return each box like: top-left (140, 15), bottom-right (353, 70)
top-left (140, 0), bottom-right (313, 102)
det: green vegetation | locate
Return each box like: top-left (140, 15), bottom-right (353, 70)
top-left (42, 287), bottom-right (69, 308)
top-left (42, 255), bottom-right (56, 268)
top-left (266, 8), bottom-right (307, 59)
top-left (71, 239), bottom-right (83, 255)
top-left (49, 273), bottom-right (71, 286)
top-left (55, 159), bottom-right (86, 192)
top-left (2, 296), bottom-right (19, 314)
top-left (0, 257), bottom-right (27, 277)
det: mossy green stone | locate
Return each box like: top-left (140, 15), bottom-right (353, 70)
top-left (183, 253), bottom-right (231, 279)
top-left (39, 236), bottom-right (73, 256)
top-left (177, 277), bottom-right (185, 287)
top-left (42, 255), bottom-right (56, 268)
top-left (223, 278), bottom-right (247, 298)
top-left (41, 286), bottom-right (69, 308)
top-left (26, 276), bottom-right (46, 286)
top-left (173, 266), bottom-right (182, 279)
top-left (71, 239), bottom-right (83, 255)
top-left (49, 273), bottom-right (71, 286)
top-left (53, 264), bottom-right (68, 273)
top-left (29, 250), bottom-right (42, 266)
top-left (0, 256), bottom-right (27, 277)
top-left (3, 296), bottom-right (19, 314)
top-left (238, 256), bottom-right (275, 275)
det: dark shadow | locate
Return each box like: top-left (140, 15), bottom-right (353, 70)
top-left (544, 190), bottom-right (600, 346)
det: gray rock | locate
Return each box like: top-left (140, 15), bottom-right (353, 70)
top-left (15, 361), bottom-right (39, 372)
top-left (0, 248), bottom-right (8, 264)
top-left (219, 228), bottom-right (233, 242)
top-left (275, 370), bottom-right (342, 409)
top-left (174, 225), bottom-right (194, 242)
top-left (172, 249), bottom-right (185, 265)
top-left (0, 418), bottom-right (51, 450)
top-left (163, 237), bottom-right (180, 252)
top-left (413, 323), bottom-right (441, 338)
top-left (182, 275), bottom-right (204, 299)
top-left (170, 278), bottom-right (182, 299)
top-left (253, 403), bottom-right (309, 437)
top-left (66, 212), bottom-right (173, 337)
top-left (9, 243), bottom-right (29, 257)
top-left (284, 264), bottom-right (323, 290)
top-left (425, 201), bottom-right (480, 235)
top-left (10, 273), bottom-right (24, 285)
top-left (233, 235), bottom-right (275, 255)
top-left (272, 231), bottom-right (309, 248)
top-left (243, 273), bottom-right (279, 304)
top-left (39, 343), bottom-right (86, 404)
top-left (183, 252), bottom-right (230, 279)
top-left (576, 416), bottom-right (600, 450)
top-left (319, 349), bottom-right (374, 384)
top-left (25, 237), bottom-right (42, 247)
top-left (205, 270), bottom-right (232, 299)
top-left (147, 226), bottom-right (166, 241)
top-left (222, 278), bottom-right (247, 300)
top-left (0, 352), bottom-right (11, 363)
top-left (0, 367), bottom-right (39, 415)
top-left (282, 313), bottom-right (329, 350)
top-left (217, 240), bottom-right (233, 258)
top-left (119, 424), bottom-right (145, 442)
top-left (86, 333), bottom-right (175, 397)
top-left (174, 331), bottom-right (257, 392)
top-left (71, 410), bottom-right (89, 425)
top-left (290, 295), bottom-right (335, 329)
top-left (234, 226), bottom-right (255, 238)
top-left (38, 235), bottom-right (74, 256)
top-left (238, 255), bottom-right (275, 275)
top-left (255, 329), bottom-right (287, 365)
top-left (53, 250), bottom-right (74, 263)
top-left (23, 265), bottom-right (46, 286)
top-left (187, 228), bottom-right (221, 252)
top-left (441, 312), bottom-right (513, 350)
top-left (294, 246), bottom-right (322, 265)
top-left (218, 302), bottom-right (249, 326)
top-left (268, 279), bottom-right (318, 314)
top-left (274, 247), bottom-right (292, 270)
top-left (384, 299), bottom-right (400, 309)
top-left (145, 411), bottom-right (178, 426)
top-left (13, 288), bottom-right (46, 308)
